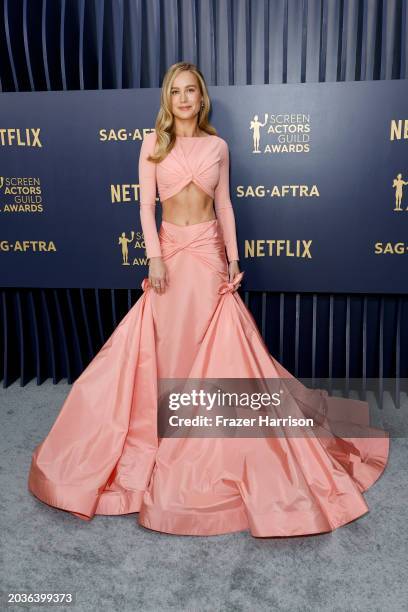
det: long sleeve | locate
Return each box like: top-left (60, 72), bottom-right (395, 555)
top-left (214, 139), bottom-right (240, 262)
top-left (138, 132), bottom-right (162, 259)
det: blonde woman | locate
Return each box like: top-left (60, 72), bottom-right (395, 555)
top-left (28, 62), bottom-right (389, 537)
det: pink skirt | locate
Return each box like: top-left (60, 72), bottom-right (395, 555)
top-left (28, 218), bottom-right (389, 537)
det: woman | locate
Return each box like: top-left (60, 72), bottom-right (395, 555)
top-left (28, 62), bottom-right (389, 537)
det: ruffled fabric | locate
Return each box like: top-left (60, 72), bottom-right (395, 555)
top-left (28, 219), bottom-right (389, 537)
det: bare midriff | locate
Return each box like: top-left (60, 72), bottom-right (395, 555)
top-left (162, 182), bottom-right (216, 226)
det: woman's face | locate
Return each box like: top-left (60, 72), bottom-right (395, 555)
top-left (169, 71), bottom-right (203, 121)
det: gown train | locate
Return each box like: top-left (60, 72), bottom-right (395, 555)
top-left (28, 218), bottom-right (389, 537)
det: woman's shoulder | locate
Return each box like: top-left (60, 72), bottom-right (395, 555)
top-left (140, 131), bottom-right (158, 156)
top-left (211, 135), bottom-right (230, 160)
top-left (143, 130), bottom-right (157, 145)
top-left (141, 130), bottom-right (228, 154)
top-left (212, 134), bottom-right (229, 150)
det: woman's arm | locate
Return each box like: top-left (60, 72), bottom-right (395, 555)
top-left (214, 139), bottom-right (240, 263)
top-left (138, 132), bottom-right (162, 260)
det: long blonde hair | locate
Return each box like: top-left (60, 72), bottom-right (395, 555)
top-left (147, 62), bottom-right (217, 163)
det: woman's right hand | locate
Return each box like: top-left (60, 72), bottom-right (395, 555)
top-left (148, 257), bottom-right (169, 294)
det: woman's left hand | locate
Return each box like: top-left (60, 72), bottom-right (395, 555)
top-left (228, 260), bottom-right (242, 291)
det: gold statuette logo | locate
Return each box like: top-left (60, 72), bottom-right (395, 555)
top-left (117, 230), bottom-right (147, 266)
top-left (118, 231), bottom-right (135, 265)
top-left (392, 173), bottom-right (408, 211)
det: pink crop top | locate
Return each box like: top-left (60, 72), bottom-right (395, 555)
top-left (138, 131), bottom-right (239, 263)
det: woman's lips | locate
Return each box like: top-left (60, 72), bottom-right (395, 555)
top-left (179, 106), bottom-right (191, 110)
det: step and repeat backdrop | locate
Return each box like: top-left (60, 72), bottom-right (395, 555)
top-left (0, 80), bottom-right (407, 293)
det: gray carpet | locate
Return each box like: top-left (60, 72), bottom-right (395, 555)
top-left (1, 380), bottom-right (406, 612)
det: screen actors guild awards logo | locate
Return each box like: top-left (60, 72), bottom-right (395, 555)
top-left (392, 173), bottom-right (408, 211)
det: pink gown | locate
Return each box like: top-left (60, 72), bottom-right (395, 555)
top-left (27, 131), bottom-right (389, 537)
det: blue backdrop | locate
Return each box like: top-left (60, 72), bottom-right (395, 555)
top-left (1, 79), bottom-right (407, 293)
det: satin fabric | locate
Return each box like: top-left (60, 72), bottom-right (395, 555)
top-left (156, 136), bottom-right (221, 201)
top-left (139, 132), bottom-right (240, 262)
top-left (28, 219), bottom-right (389, 537)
